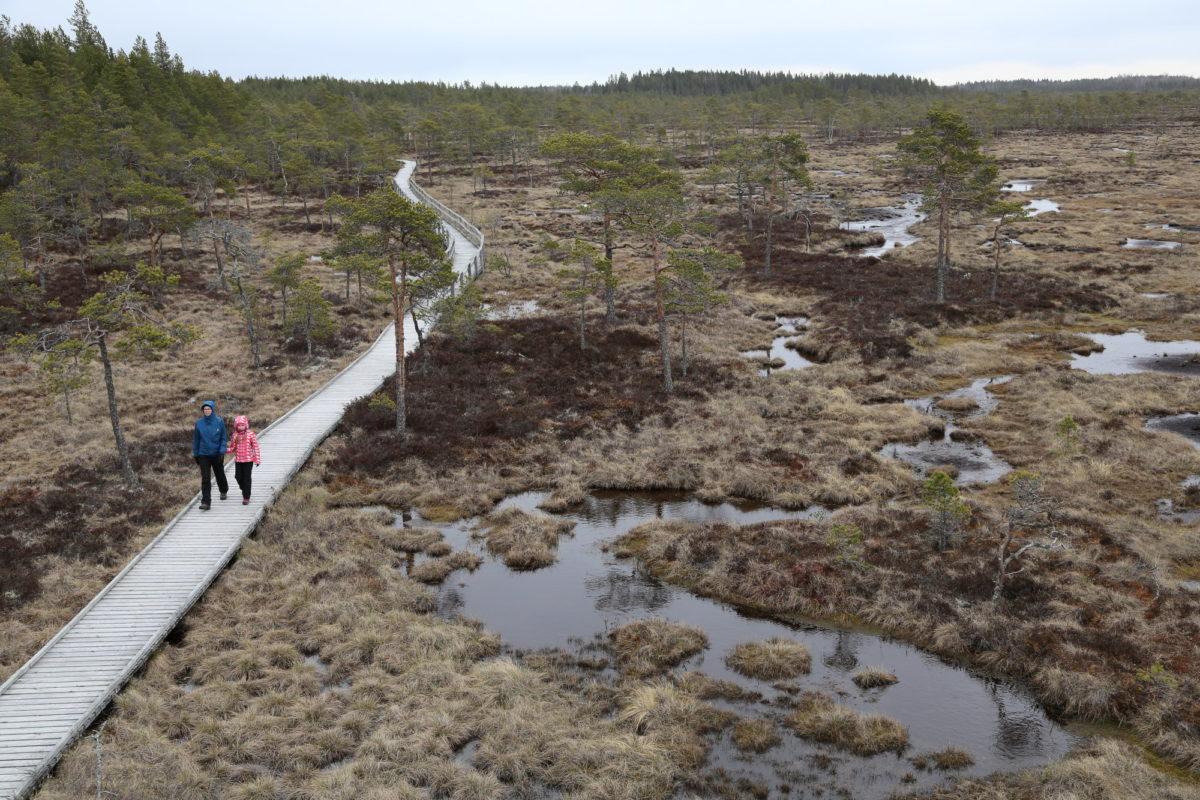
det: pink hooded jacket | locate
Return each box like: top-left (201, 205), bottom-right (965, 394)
top-left (227, 415), bottom-right (262, 464)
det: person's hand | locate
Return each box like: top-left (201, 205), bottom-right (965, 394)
top-left (255, 461), bottom-right (261, 466)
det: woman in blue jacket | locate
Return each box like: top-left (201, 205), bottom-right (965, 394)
top-left (192, 400), bottom-right (228, 510)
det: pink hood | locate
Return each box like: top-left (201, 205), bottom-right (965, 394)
top-left (233, 415), bottom-right (250, 433)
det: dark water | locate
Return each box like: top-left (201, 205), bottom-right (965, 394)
top-left (840, 195), bottom-right (925, 258)
top-left (1146, 413), bottom-right (1200, 450)
top-left (879, 377), bottom-right (1013, 486)
top-left (740, 316), bottom-right (814, 376)
top-left (1070, 332), bottom-right (1200, 376)
top-left (403, 490), bottom-right (1079, 799)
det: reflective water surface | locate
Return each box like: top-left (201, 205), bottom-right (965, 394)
top-left (740, 316), bottom-right (815, 376)
top-left (1070, 332), bottom-right (1200, 376)
top-left (404, 489), bottom-right (1078, 799)
top-left (879, 377), bottom-right (1014, 486)
top-left (840, 195), bottom-right (926, 258)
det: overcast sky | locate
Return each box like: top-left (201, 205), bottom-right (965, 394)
top-left (5, 0), bottom-right (1199, 86)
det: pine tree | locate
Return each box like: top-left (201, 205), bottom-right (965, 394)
top-left (331, 189), bottom-right (451, 434)
top-left (898, 109), bottom-right (998, 302)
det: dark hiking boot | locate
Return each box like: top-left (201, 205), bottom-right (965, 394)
top-left (242, 497), bottom-right (250, 505)
top-left (199, 502), bottom-right (211, 511)
top-left (220, 492), bottom-right (228, 500)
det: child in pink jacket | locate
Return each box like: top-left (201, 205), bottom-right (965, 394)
top-left (227, 415), bottom-right (262, 504)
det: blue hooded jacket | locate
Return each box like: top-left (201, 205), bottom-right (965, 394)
top-left (193, 400), bottom-right (228, 457)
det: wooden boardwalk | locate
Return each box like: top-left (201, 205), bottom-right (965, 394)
top-left (0, 161), bottom-right (483, 800)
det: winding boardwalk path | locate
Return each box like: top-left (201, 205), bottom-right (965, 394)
top-left (0, 161), bottom-right (483, 800)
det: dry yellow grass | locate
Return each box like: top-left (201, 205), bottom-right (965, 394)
top-left (853, 665), bottom-right (899, 689)
top-left (725, 638), bottom-right (812, 680)
top-left (609, 619), bottom-right (708, 677)
top-left (902, 739), bottom-right (1200, 800)
top-left (32, 456), bottom-right (689, 800)
top-left (730, 718), bottom-right (781, 754)
top-left (16, 124), bottom-right (1200, 797)
top-left (474, 507), bottom-right (575, 570)
top-left (785, 691), bottom-right (909, 755)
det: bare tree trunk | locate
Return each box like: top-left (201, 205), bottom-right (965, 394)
top-left (390, 255), bottom-right (407, 435)
top-left (991, 225), bottom-right (1002, 301)
top-left (233, 276), bottom-right (261, 368)
top-left (578, 263), bottom-right (588, 351)
top-left (603, 217), bottom-right (616, 327)
top-left (764, 209), bottom-right (774, 275)
top-left (680, 317), bottom-right (689, 377)
top-left (210, 231), bottom-right (228, 291)
top-left (98, 334), bottom-right (137, 488)
top-left (63, 386), bottom-right (73, 425)
top-left (936, 199), bottom-right (948, 303)
top-left (653, 240), bottom-right (673, 394)
top-left (300, 195), bottom-right (311, 226)
top-left (411, 306), bottom-right (424, 348)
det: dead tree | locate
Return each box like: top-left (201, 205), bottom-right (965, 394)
top-left (993, 472), bottom-right (1067, 601)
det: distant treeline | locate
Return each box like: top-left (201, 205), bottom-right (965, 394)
top-left (2, 3), bottom-right (1199, 287)
top-left (585, 69), bottom-right (939, 97)
top-left (952, 74), bottom-right (1200, 93)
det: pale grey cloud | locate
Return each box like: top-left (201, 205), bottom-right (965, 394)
top-left (5, 0), bottom-right (1198, 85)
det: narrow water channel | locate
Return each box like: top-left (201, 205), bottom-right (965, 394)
top-left (740, 316), bottom-right (814, 375)
top-left (840, 195), bottom-right (925, 258)
top-left (399, 490), bottom-right (1079, 799)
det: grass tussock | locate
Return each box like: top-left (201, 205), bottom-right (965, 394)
top-left (911, 747), bottom-right (975, 770)
top-left (785, 691), bottom-right (909, 755)
top-left (380, 525), bottom-right (444, 554)
top-left (853, 665), bottom-right (899, 689)
top-left (900, 739), bottom-right (1200, 800)
top-left (609, 619), bottom-right (708, 677)
top-left (725, 638), bottom-right (812, 680)
top-left (475, 507), bottom-right (575, 570)
top-left (731, 718), bottom-right (781, 753)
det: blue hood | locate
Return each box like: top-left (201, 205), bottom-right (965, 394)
top-left (193, 400), bottom-right (227, 457)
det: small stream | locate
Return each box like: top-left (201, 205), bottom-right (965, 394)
top-left (397, 490), bottom-right (1078, 799)
top-left (1070, 332), bottom-right (1200, 376)
top-left (879, 377), bottom-right (1014, 486)
top-left (1001, 179), bottom-right (1041, 193)
top-left (840, 195), bottom-right (925, 258)
top-left (1123, 238), bottom-right (1183, 251)
top-left (740, 316), bottom-right (814, 376)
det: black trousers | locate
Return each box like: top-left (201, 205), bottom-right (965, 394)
top-left (197, 455), bottom-right (228, 503)
top-left (234, 461), bottom-right (254, 499)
